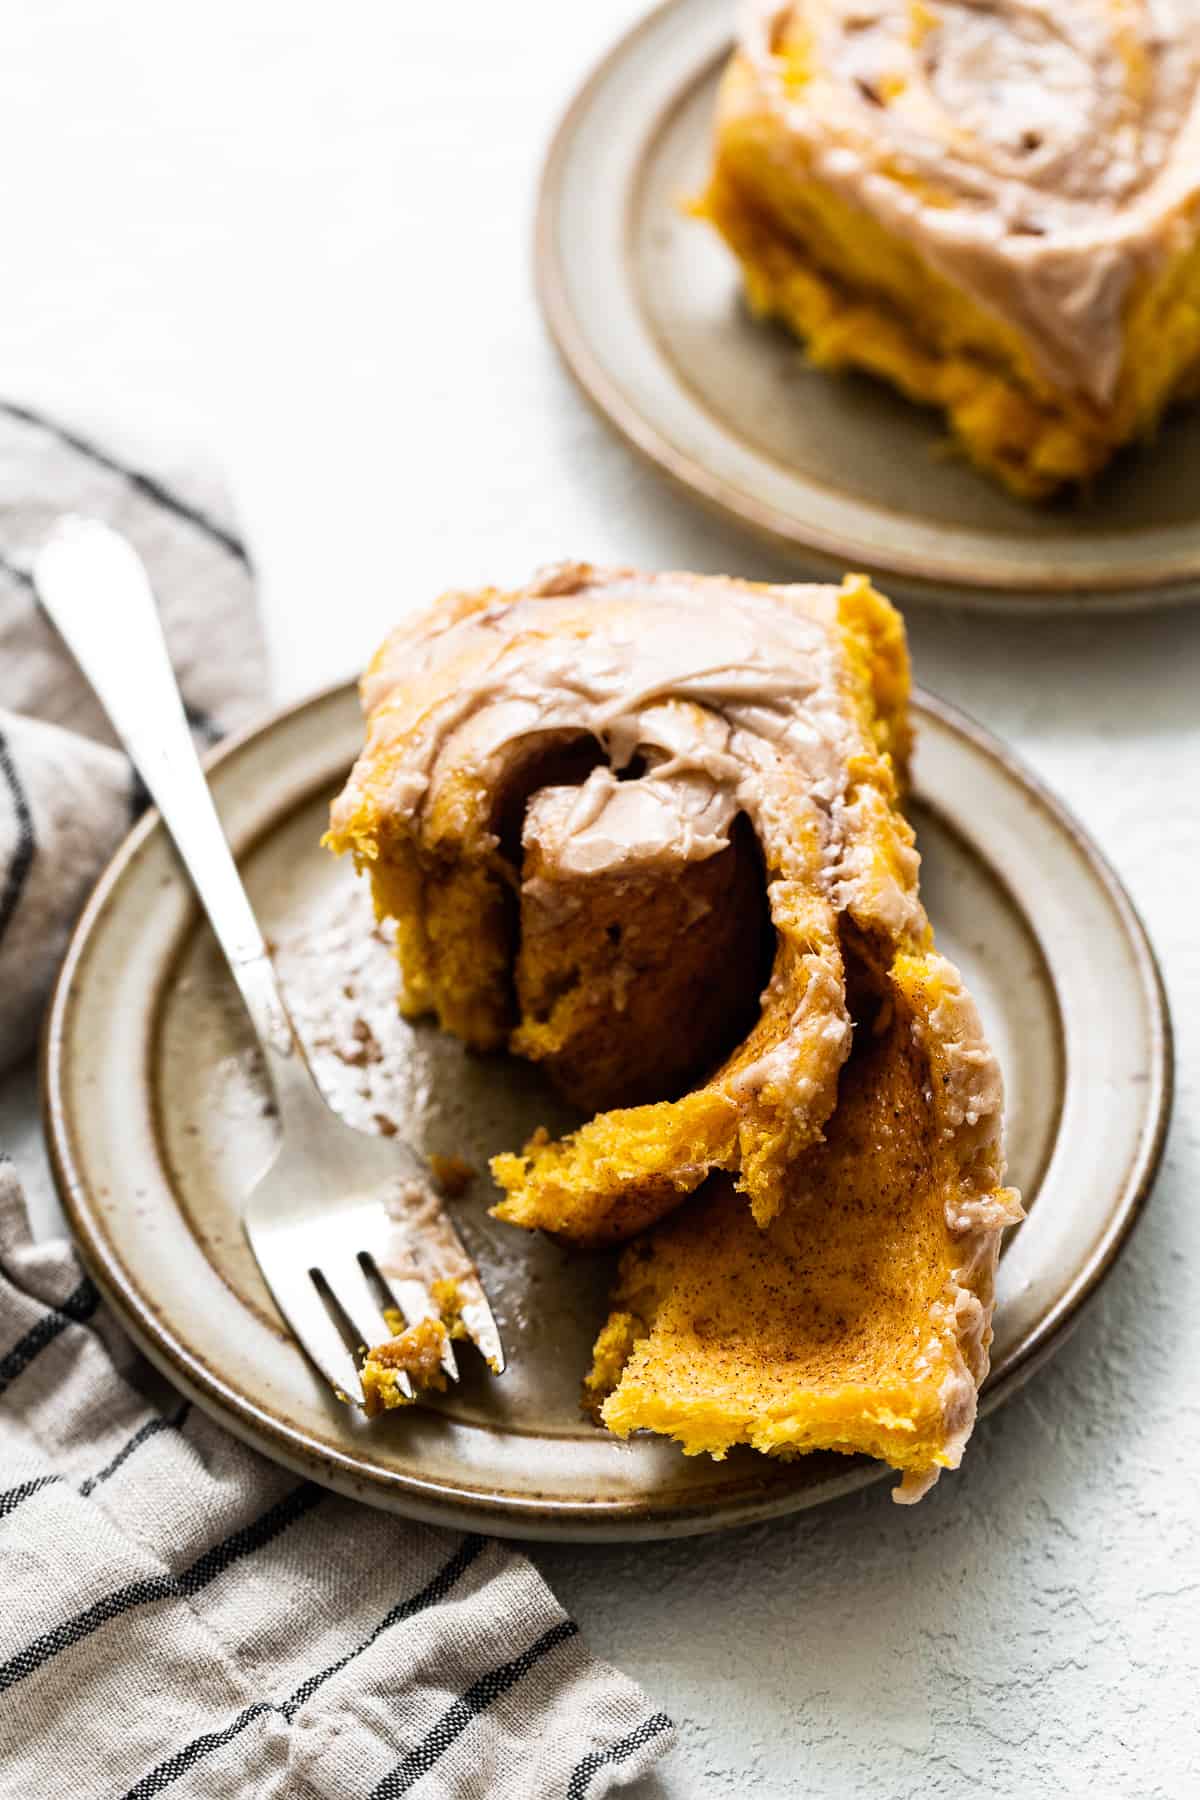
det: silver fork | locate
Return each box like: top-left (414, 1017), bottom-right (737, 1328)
top-left (34, 517), bottom-right (505, 1408)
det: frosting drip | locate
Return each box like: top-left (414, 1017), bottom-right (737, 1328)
top-left (743, 0), bottom-right (1200, 401)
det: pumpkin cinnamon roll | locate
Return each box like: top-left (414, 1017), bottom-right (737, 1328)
top-left (327, 563), bottom-right (1020, 1496)
top-left (697, 1), bottom-right (1200, 497)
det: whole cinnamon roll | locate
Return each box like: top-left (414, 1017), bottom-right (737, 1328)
top-left (698, 0), bottom-right (1200, 496)
top-left (328, 564), bottom-right (1021, 1497)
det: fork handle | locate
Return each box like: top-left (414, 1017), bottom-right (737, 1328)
top-left (34, 517), bottom-right (321, 1122)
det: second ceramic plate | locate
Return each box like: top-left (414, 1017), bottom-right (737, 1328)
top-left (43, 684), bottom-right (1169, 1540)
top-left (537, 0), bottom-right (1200, 610)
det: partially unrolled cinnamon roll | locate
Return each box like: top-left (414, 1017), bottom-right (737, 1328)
top-left (698, 1), bottom-right (1200, 497)
top-left (328, 563), bottom-right (1021, 1497)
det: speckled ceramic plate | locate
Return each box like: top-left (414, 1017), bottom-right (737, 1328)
top-left (536, 0), bottom-right (1200, 611)
top-left (43, 683), bottom-right (1170, 1540)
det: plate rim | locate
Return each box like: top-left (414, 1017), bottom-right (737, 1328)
top-left (41, 680), bottom-right (1174, 1539)
top-left (534, 0), bottom-right (1200, 611)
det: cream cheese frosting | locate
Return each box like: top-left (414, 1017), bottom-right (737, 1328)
top-left (741, 0), bottom-right (1200, 402)
top-left (341, 567), bottom-right (866, 880)
top-left (333, 564), bottom-right (926, 1223)
top-left (331, 563), bottom-right (1021, 1495)
top-left (334, 562), bottom-right (926, 978)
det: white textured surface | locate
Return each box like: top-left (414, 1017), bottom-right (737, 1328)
top-left (0, 4), bottom-right (1197, 1795)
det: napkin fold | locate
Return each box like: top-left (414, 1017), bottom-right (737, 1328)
top-left (0, 404), bottom-right (673, 1798)
top-left (0, 402), bottom-right (264, 1075)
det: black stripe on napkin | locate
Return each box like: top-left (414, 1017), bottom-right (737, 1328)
top-left (0, 1275), bottom-right (98, 1396)
top-left (122, 1703), bottom-right (276, 1800)
top-left (184, 704), bottom-right (221, 747)
top-left (78, 1402), bottom-right (191, 1496)
top-left (566, 1710), bottom-right (675, 1799)
top-left (0, 1474), bottom-right (62, 1521)
top-left (120, 1534), bottom-right (489, 1800)
top-left (0, 1482), bottom-right (322, 1693)
top-left (128, 764), bottom-right (152, 824)
top-left (0, 549), bottom-right (33, 591)
top-left (369, 1618), bottom-right (581, 1799)
top-left (0, 400), bottom-right (251, 569)
top-left (280, 1533), bottom-right (487, 1720)
top-left (0, 725), bottom-right (36, 949)
top-left (0, 1404), bottom-right (189, 1524)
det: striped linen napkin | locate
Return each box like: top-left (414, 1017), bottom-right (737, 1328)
top-left (0, 405), bottom-right (673, 1799)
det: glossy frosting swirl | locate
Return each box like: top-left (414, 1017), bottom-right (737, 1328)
top-left (743, 0), bottom-right (1200, 401)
